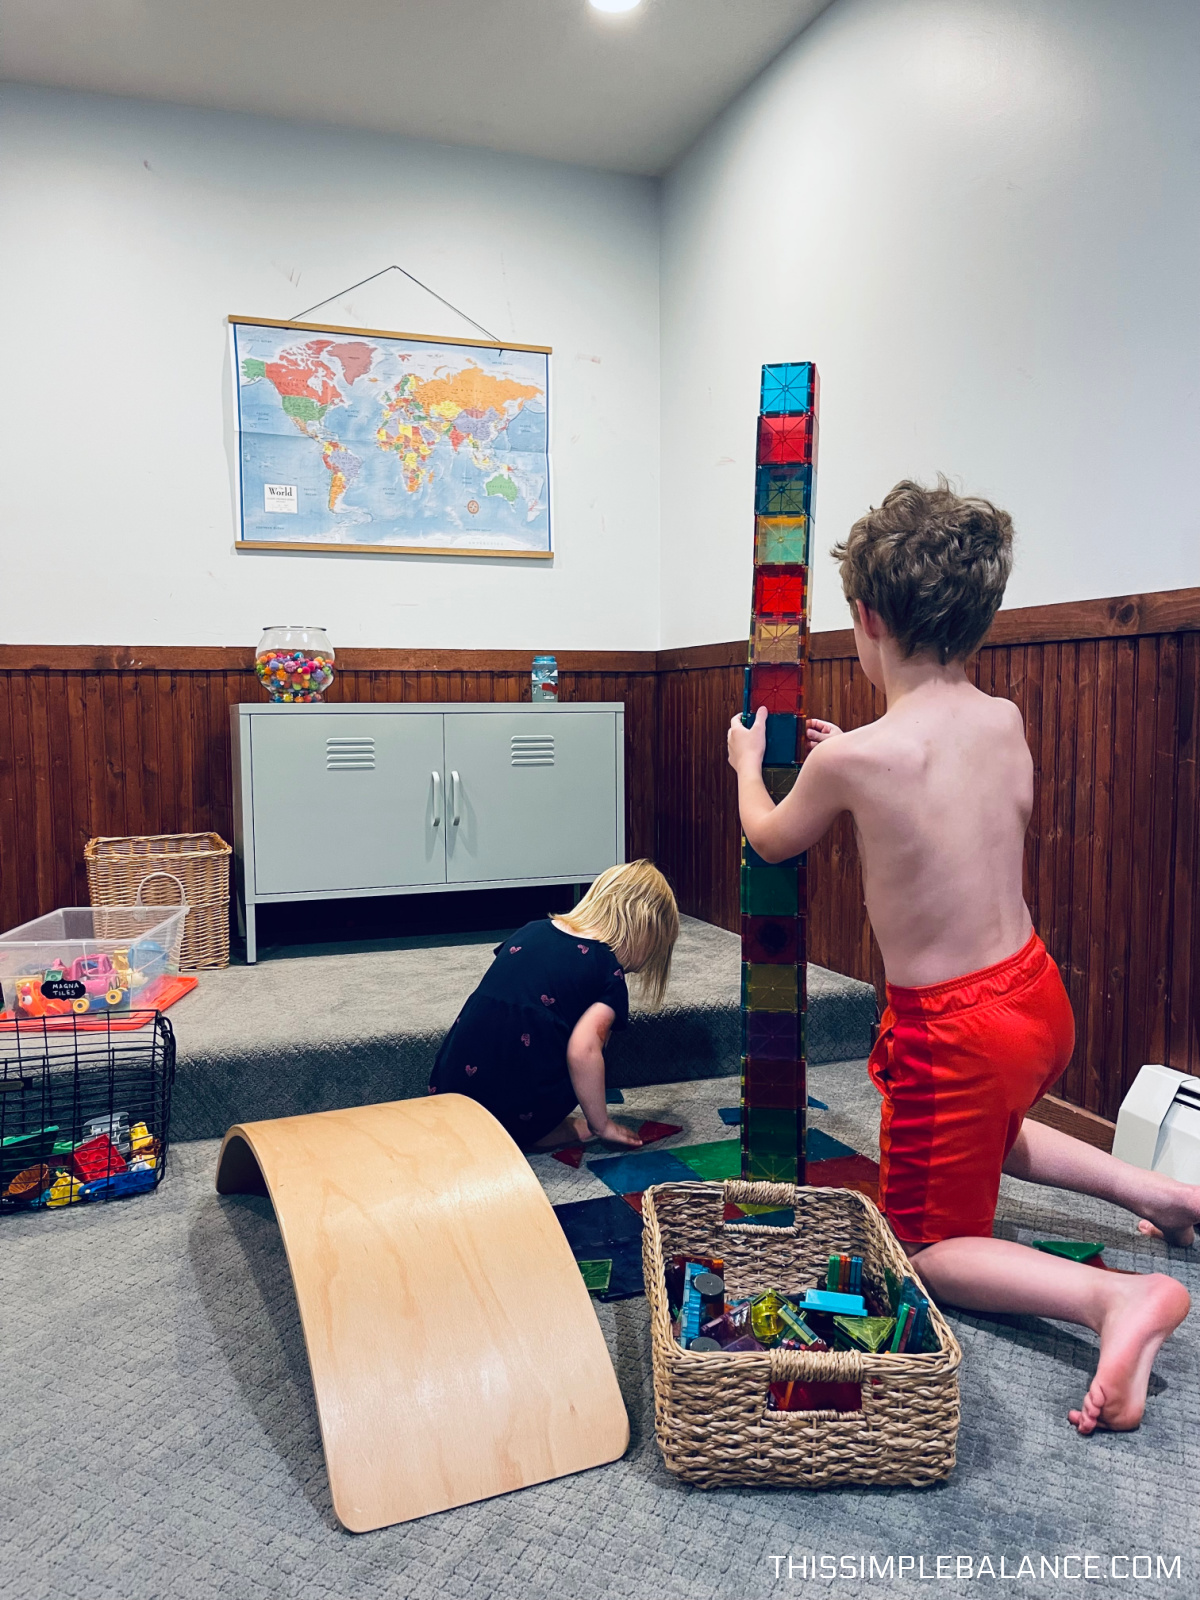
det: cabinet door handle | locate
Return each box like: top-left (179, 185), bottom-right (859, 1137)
top-left (450, 770), bottom-right (461, 826)
top-left (431, 770), bottom-right (442, 826)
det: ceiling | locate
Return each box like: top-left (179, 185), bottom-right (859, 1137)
top-left (0, 0), bottom-right (834, 176)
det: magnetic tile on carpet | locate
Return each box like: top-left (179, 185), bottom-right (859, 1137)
top-left (806, 1152), bottom-right (880, 1201)
top-left (551, 1194), bottom-right (644, 1300)
top-left (553, 1120), bottom-right (682, 1169)
top-left (804, 1127), bottom-right (857, 1161)
top-left (671, 1139), bottom-right (742, 1181)
top-left (585, 1147), bottom-right (697, 1195)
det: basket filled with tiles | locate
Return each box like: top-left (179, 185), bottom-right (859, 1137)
top-left (86, 833), bottom-right (231, 969)
top-left (643, 1178), bottom-right (962, 1488)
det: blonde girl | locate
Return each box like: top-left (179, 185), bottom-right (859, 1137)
top-left (429, 861), bottom-right (678, 1149)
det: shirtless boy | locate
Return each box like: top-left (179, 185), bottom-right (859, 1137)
top-left (728, 478), bottom-right (1194, 1435)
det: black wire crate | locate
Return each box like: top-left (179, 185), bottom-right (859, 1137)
top-left (0, 1012), bottom-right (175, 1213)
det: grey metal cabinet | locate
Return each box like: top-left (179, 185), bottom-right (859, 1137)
top-left (231, 702), bottom-right (625, 963)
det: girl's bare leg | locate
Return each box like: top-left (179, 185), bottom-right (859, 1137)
top-left (911, 1236), bottom-right (1190, 1433)
top-left (1004, 1119), bottom-right (1200, 1246)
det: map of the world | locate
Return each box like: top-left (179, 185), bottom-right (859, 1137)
top-left (230, 318), bottom-right (551, 554)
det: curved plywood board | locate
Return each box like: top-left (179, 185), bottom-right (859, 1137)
top-left (215, 1093), bottom-right (629, 1531)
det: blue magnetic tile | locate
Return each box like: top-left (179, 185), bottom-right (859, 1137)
top-left (719, 1107), bottom-right (741, 1125)
top-left (552, 1194), bottom-right (644, 1300)
top-left (606, 1087), bottom-right (625, 1104)
top-left (736, 1208), bottom-right (795, 1228)
top-left (760, 362), bottom-right (815, 415)
top-left (586, 1147), bottom-right (698, 1196)
top-left (764, 713), bottom-right (798, 765)
top-left (805, 1127), bottom-right (857, 1161)
top-left (809, 1095), bottom-right (828, 1110)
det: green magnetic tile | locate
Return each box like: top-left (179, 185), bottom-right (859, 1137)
top-left (741, 865), bottom-right (799, 915)
top-left (746, 1106), bottom-right (802, 1156)
top-left (673, 1140), bottom-right (742, 1182)
top-left (755, 515), bottom-right (809, 566)
top-left (1032, 1240), bottom-right (1105, 1263)
top-left (743, 964), bottom-right (799, 1011)
top-left (744, 1150), bottom-right (801, 1184)
top-left (578, 1259), bottom-right (612, 1293)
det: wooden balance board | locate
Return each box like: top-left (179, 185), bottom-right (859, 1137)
top-left (215, 1093), bottom-right (629, 1531)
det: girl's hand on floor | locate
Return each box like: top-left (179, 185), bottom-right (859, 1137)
top-left (590, 1118), bottom-right (643, 1147)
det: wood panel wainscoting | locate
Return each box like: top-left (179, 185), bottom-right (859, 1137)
top-left (2, 584), bottom-right (1197, 1130)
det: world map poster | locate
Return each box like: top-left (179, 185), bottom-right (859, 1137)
top-left (230, 317), bottom-right (552, 557)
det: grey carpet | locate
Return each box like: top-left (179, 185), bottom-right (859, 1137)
top-left (167, 916), bottom-right (877, 1139)
top-left (2, 1060), bottom-right (1195, 1600)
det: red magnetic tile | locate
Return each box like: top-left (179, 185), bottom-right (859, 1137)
top-left (806, 1153), bottom-right (880, 1204)
top-left (551, 1143), bottom-right (587, 1168)
top-left (742, 914), bottom-right (799, 965)
top-left (722, 1200), bottom-right (747, 1221)
top-left (744, 1057), bottom-right (804, 1109)
top-left (757, 413), bottom-right (814, 466)
top-left (637, 1121), bottom-right (683, 1145)
top-left (769, 1379), bottom-right (861, 1413)
top-left (622, 1191), bottom-right (644, 1214)
top-left (753, 567), bottom-right (806, 618)
top-left (749, 663), bottom-right (804, 715)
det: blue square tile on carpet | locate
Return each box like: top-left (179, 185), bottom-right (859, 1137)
top-left (805, 1127), bottom-right (856, 1160)
top-left (552, 1194), bottom-right (644, 1300)
top-left (585, 1147), bottom-right (698, 1195)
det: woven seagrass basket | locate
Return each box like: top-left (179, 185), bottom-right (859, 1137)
top-left (643, 1179), bottom-right (962, 1489)
top-left (86, 833), bottom-right (231, 969)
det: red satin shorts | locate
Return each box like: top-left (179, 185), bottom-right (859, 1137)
top-left (867, 931), bottom-right (1075, 1245)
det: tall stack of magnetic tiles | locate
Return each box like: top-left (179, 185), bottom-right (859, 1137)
top-left (740, 361), bottom-right (818, 1185)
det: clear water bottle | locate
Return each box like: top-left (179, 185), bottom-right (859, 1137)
top-left (531, 654), bottom-right (558, 702)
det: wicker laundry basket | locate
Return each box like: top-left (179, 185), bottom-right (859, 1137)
top-left (643, 1179), bottom-right (962, 1489)
top-left (86, 833), bottom-right (231, 969)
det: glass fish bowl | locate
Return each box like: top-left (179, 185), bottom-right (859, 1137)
top-left (255, 626), bottom-right (335, 703)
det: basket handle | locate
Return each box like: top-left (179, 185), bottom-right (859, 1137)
top-left (135, 871), bottom-right (188, 907)
top-left (769, 1346), bottom-right (865, 1383)
top-left (722, 1178), bottom-right (798, 1216)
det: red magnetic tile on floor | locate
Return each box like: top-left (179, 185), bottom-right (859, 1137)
top-left (637, 1121), bottom-right (683, 1145)
top-left (622, 1191), bottom-right (644, 1214)
top-left (552, 1144), bottom-right (587, 1168)
top-left (806, 1153), bottom-right (880, 1203)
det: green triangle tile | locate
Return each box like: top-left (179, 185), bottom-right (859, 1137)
top-left (578, 1258), bottom-right (613, 1293)
top-left (1032, 1240), bottom-right (1104, 1263)
top-left (672, 1140), bottom-right (743, 1181)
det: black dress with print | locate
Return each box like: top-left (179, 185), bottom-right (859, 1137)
top-left (429, 919), bottom-right (630, 1144)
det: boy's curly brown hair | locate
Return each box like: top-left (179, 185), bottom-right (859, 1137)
top-left (831, 477), bottom-right (1014, 664)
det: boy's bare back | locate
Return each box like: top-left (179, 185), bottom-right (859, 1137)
top-left (779, 679), bottom-right (1033, 987)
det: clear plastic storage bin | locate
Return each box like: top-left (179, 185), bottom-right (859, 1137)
top-left (0, 906), bottom-right (188, 1021)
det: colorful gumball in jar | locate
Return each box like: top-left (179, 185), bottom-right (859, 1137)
top-left (255, 626), bottom-right (336, 702)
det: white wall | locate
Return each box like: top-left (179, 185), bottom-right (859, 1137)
top-left (0, 86), bottom-right (661, 649)
top-left (660, 0), bottom-right (1200, 642)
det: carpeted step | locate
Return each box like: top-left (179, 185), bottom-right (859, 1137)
top-left (166, 917), bottom-right (877, 1140)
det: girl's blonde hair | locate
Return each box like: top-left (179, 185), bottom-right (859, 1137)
top-left (556, 860), bottom-right (679, 1009)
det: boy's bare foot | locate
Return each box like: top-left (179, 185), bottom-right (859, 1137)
top-left (1135, 1181), bottom-right (1200, 1247)
top-left (1068, 1272), bottom-right (1190, 1434)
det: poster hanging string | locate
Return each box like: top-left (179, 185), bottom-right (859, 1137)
top-left (292, 265), bottom-right (501, 343)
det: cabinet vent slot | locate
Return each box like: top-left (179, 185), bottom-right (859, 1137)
top-left (326, 736), bottom-right (376, 771)
top-left (511, 734), bottom-right (555, 767)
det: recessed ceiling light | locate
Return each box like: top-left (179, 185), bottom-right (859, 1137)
top-left (590, 0), bottom-right (644, 14)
